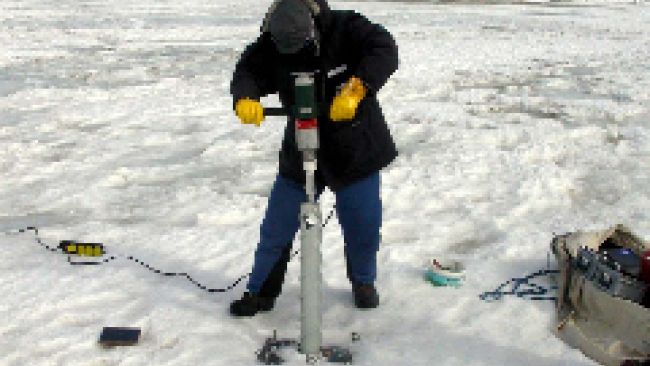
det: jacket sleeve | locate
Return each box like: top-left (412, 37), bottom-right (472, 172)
top-left (343, 12), bottom-right (398, 94)
top-left (230, 35), bottom-right (278, 107)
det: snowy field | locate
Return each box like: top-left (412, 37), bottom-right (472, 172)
top-left (1, 0), bottom-right (649, 365)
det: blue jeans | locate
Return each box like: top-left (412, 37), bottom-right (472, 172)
top-left (247, 172), bottom-right (382, 294)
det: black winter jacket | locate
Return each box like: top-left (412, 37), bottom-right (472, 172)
top-left (230, 0), bottom-right (398, 191)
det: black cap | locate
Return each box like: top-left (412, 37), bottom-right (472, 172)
top-left (266, 0), bottom-right (317, 54)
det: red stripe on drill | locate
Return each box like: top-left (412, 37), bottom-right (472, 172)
top-left (296, 119), bottom-right (318, 129)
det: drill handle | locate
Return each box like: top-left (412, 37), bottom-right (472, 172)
top-left (265, 104), bottom-right (328, 118)
top-left (264, 107), bottom-right (287, 117)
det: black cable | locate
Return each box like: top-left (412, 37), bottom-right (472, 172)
top-left (5, 205), bottom-right (337, 294)
top-left (479, 269), bottom-right (560, 302)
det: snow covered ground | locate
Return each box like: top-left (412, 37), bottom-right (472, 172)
top-left (1, 0), bottom-right (649, 365)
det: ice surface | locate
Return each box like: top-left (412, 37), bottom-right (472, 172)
top-left (1, 0), bottom-right (649, 365)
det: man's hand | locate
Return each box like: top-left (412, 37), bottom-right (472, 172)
top-left (329, 76), bottom-right (368, 122)
top-left (235, 98), bottom-right (264, 127)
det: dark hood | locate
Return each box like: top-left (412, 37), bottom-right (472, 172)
top-left (261, 0), bottom-right (332, 37)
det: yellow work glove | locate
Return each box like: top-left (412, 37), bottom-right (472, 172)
top-left (235, 98), bottom-right (264, 127)
top-left (329, 76), bottom-right (368, 122)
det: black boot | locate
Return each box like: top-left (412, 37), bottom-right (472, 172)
top-left (229, 292), bottom-right (276, 317)
top-left (230, 243), bottom-right (294, 317)
top-left (352, 283), bottom-right (379, 309)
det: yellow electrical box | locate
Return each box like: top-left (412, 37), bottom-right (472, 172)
top-left (59, 241), bottom-right (104, 257)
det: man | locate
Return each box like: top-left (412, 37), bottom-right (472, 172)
top-left (229, 0), bottom-right (398, 317)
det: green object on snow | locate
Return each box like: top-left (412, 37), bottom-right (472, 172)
top-left (425, 270), bottom-right (462, 287)
top-left (424, 259), bottom-right (465, 288)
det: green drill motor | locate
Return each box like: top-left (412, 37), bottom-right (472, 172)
top-left (266, 71), bottom-right (319, 156)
